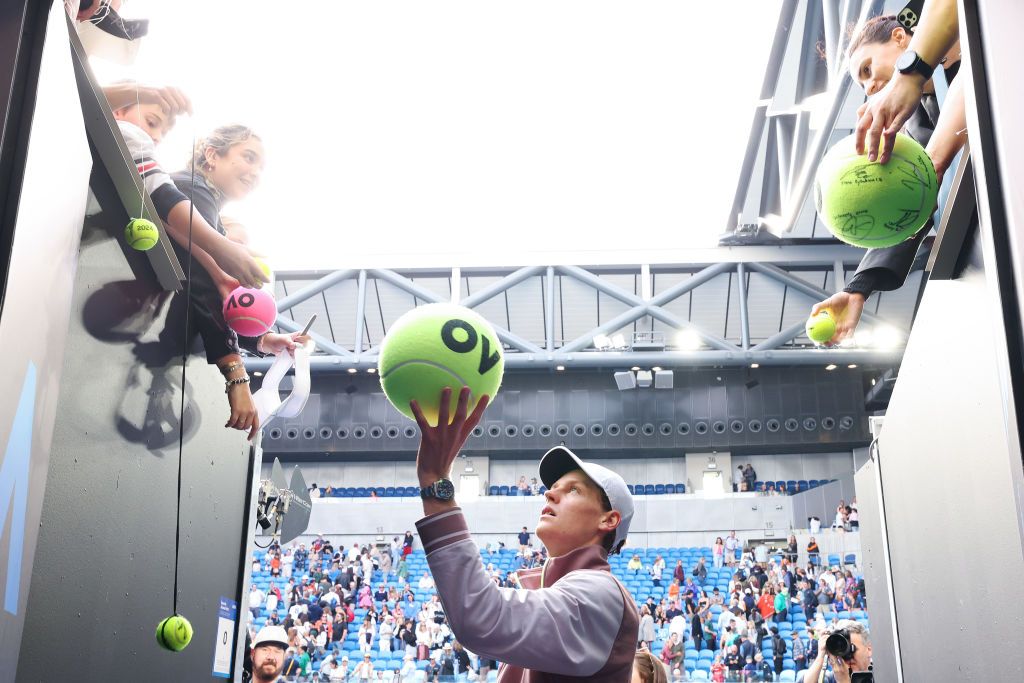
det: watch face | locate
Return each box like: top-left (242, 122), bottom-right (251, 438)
top-left (896, 50), bottom-right (917, 72)
top-left (435, 479), bottom-right (456, 500)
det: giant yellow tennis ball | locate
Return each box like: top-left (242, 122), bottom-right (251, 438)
top-left (815, 132), bottom-right (938, 248)
top-left (156, 614), bottom-right (193, 652)
top-left (379, 303), bottom-right (504, 426)
top-left (806, 310), bottom-right (837, 345)
top-left (125, 218), bottom-right (160, 251)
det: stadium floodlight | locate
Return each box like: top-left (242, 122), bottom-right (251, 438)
top-left (611, 333), bottom-right (627, 349)
top-left (593, 334), bottom-right (612, 349)
top-left (655, 370), bottom-right (674, 389)
top-left (676, 329), bottom-right (702, 351)
top-left (636, 370), bottom-right (653, 388)
top-left (873, 326), bottom-right (903, 350)
top-left (614, 371), bottom-right (637, 391)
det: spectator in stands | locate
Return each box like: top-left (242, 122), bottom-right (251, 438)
top-left (633, 648), bottom-right (669, 683)
top-left (628, 553), bottom-right (644, 573)
top-left (310, 484), bottom-right (322, 499)
top-left (250, 625), bottom-right (288, 683)
top-left (518, 526), bottom-right (531, 553)
top-left (353, 652), bottom-right (374, 681)
top-left (713, 537), bottom-right (725, 568)
top-left (694, 556), bottom-right (708, 583)
top-left (517, 475), bottom-right (530, 495)
top-left (742, 656), bottom-right (757, 682)
top-left (711, 655), bottom-right (726, 683)
top-left (400, 652), bottom-right (417, 679)
top-left (250, 584), bottom-right (266, 620)
top-left (791, 630), bottom-right (807, 671)
top-left (668, 578), bottom-right (681, 602)
top-left (725, 532), bottom-right (740, 567)
top-left (725, 644), bottom-right (743, 678)
top-left (848, 504), bottom-right (859, 530)
top-left (640, 604), bottom-right (656, 650)
top-left (769, 626), bottom-right (786, 675)
top-left (757, 587), bottom-right (775, 624)
top-left (773, 588), bottom-right (788, 625)
top-left (806, 537), bottom-right (820, 565)
top-left (755, 652), bottom-right (773, 681)
top-left (660, 631), bottom-right (684, 671)
top-left (403, 531), bottom-right (414, 557)
top-left (652, 555), bottom-right (666, 587)
top-left (743, 464), bottom-right (757, 492)
top-left (786, 535), bottom-right (798, 564)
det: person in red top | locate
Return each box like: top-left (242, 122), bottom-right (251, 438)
top-left (757, 587), bottom-right (776, 622)
top-left (710, 655), bottom-right (726, 683)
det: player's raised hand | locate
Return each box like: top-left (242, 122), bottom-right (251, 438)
top-left (412, 387), bottom-right (488, 485)
top-left (811, 292), bottom-right (866, 346)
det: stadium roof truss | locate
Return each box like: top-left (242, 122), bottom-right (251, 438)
top-left (248, 246), bottom-right (915, 373)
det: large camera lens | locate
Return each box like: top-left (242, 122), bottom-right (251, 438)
top-left (825, 630), bottom-right (855, 659)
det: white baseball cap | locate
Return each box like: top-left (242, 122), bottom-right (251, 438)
top-left (252, 625), bottom-right (289, 649)
top-left (538, 446), bottom-right (634, 553)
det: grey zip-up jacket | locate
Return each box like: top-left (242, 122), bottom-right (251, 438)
top-left (416, 508), bottom-right (638, 682)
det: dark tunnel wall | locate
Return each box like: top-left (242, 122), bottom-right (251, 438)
top-left (17, 219), bottom-right (257, 678)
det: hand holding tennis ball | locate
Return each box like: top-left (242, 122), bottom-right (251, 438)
top-left (809, 292), bottom-right (867, 346)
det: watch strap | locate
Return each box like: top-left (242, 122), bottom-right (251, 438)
top-left (899, 50), bottom-right (934, 80)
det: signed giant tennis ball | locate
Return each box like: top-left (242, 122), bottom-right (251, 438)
top-left (379, 304), bottom-right (504, 426)
top-left (815, 133), bottom-right (938, 248)
top-left (156, 615), bottom-right (193, 652)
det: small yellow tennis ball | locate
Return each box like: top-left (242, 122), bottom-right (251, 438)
top-left (806, 311), bottom-right (837, 345)
top-left (378, 304), bottom-right (504, 426)
top-left (253, 257), bottom-right (272, 279)
top-left (814, 132), bottom-right (938, 248)
top-left (156, 614), bottom-right (193, 652)
top-left (125, 218), bottom-right (160, 251)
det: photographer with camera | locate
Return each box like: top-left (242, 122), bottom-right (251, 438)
top-left (804, 621), bottom-right (872, 683)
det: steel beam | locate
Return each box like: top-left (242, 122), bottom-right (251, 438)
top-left (369, 268), bottom-right (542, 353)
top-left (461, 265), bottom-right (544, 309)
top-left (545, 266), bottom-right (555, 352)
top-left (276, 316), bottom-right (352, 358)
top-left (747, 261), bottom-right (896, 328)
top-left (276, 269), bottom-right (358, 313)
top-left (247, 348), bottom-right (903, 372)
top-left (753, 321), bottom-right (808, 352)
top-left (737, 263), bottom-right (751, 350)
top-left (353, 269), bottom-right (367, 358)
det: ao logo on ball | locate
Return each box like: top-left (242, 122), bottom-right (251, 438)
top-left (222, 286), bottom-right (277, 337)
top-left (379, 303), bottom-right (505, 426)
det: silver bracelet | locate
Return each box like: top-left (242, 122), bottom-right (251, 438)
top-left (225, 375), bottom-right (250, 393)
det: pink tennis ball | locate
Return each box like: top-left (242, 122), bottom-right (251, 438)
top-left (222, 286), bottom-right (277, 337)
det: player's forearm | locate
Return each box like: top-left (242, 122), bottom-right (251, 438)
top-left (908, 0), bottom-right (960, 68)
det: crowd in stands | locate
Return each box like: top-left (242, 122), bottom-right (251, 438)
top-left (306, 477), bottom-right (841, 499)
top-left (246, 530), bottom-right (867, 682)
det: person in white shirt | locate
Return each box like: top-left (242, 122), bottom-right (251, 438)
top-left (418, 572), bottom-right (434, 590)
top-left (353, 653), bottom-right (374, 681)
top-left (379, 617), bottom-right (394, 654)
top-left (249, 586), bottom-right (265, 619)
top-left (349, 543), bottom-right (361, 563)
top-left (330, 655), bottom-right (351, 681)
top-left (400, 652), bottom-right (417, 678)
top-left (724, 531), bottom-right (740, 567)
top-left (265, 590), bottom-right (279, 615)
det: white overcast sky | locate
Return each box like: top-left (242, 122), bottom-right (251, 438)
top-left (92, 1), bottom-right (782, 270)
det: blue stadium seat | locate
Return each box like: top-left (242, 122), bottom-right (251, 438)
top-left (664, 484), bottom-right (676, 494)
top-left (654, 484), bottom-right (666, 495)
top-left (754, 481), bottom-right (764, 491)
top-left (539, 486), bottom-right (547, 494)
top-left (498, 486), bottom-right (510, 496)
top-left (775, 480), bottom-right (785, 491)
top-left (344, 487), bottom-right (357, 497)
top-left (634, 483), bottom-right (645, 494)
top-left (355, 487), bottom-right (368, 497)
top-left (786, 480), bottom-right (797, 491)
top-left (797, 480), bottom-right (808, 491)
top-left (374, 487), bottom-right (386, 497)
top-left (828, 554), bottom-right (841, 567)
top-left (676, 483), bottom-right (685, 492)
top-left (385, 487), bottom-right (396, 497)
top-left (627, 485), bottom-right (634, 494)
top-left (644, 485), bottom-right (656, 495)
top-left (489, 485), bottom-right (499, 496)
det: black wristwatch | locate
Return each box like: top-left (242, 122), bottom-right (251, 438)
top-left (420, 478), bottom-right (456, 501)
top-left (896, 50), bottom-right (934, 80)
